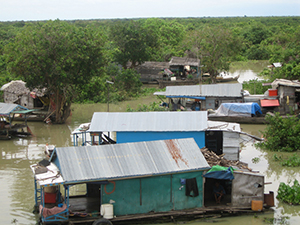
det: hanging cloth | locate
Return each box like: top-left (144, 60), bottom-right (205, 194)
top-left (185, 178), bottom-right (199, 197)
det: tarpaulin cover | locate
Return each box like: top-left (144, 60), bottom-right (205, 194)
top-left (203, 165), bottom-right (235, 180)
top-left (210, 103), bottom-right (262, 117)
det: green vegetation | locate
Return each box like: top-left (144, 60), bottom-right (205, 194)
top-left (184, 25), bottom-right (243, 83)
top-left (263, 216), bottom-right (289, 224)
top-left (0, 17), bottom-right (299, 122)
top-left (273, 153), bottom-right (300, 167)
top-left (252, 157), bottom-right (260, 164)
top-left (5, 20), bottom-right (106, 123)
top-left (242, 79), bottom-right (270, 95)
top-left (277, 180), bottom-right (300, 205)
top-left (256, 113), bottom-right (300, 152)
top-left (126, 102), bottom-right (168, 112)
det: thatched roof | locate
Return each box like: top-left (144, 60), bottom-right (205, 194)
top-left (169, 57), bottom-right (200, 67)
top-left (0, 80), bottom-right (29, 95)
top-left (137, 61), bottom-right (170, 69)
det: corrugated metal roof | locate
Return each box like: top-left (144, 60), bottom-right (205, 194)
top-left (169, 57), bottom-right (200, 67)
top-left (0, 102), bottom-right (28, 116)
top-left (271, 78), bottom-right (300, 89)
top-left (89, 111), bottom-right (207, 133)
top-left (55, 138), bottom-right (210, 184)
top-left (207, 121), bottom-right (241, 132)
top-left (166, 85), bottom-right (201, 96)
top-left (154, 83), bottom-right (242, 97)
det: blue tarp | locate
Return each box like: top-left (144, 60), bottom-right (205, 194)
top-left (221, 103), bottom-right (262, 115)
top-left (210, 102), bottom-right (263, 117)
top-left (203, 165), bottom-right (235, 180)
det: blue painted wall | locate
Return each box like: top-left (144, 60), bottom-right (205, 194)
top-left (117, 131), bottom-right (205, 149)
top-left (101, 171), bottom-right (205, 216)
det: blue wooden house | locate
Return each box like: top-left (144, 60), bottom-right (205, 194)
top-left (83, 111), bottom-right (242, 161)
top-left (31, 138), bottom-right (210, 224)
top-left (88, 111), bottom-right (207, 148)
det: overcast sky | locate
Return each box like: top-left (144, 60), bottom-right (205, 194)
top-left (1, 0), bottom-right (299, 22)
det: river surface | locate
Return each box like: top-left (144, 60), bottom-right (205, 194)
top-left (2, 60), bottom-right (300, 225)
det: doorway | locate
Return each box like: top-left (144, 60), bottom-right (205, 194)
top-left (205, 131), bottom-right (223, 155)
top-left (204, 178), bottom-right (232, 207)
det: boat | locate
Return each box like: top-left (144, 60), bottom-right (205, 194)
top-left (216, 72), bottom-right (240, 83)
top-left (208, 102), bottom-right (266, 124)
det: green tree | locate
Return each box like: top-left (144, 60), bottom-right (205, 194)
top-left (257, 113), bottom-right (300, 152)
top-left (242, 21), bottom-right (271, 45)
top-left (185, 25), bottom-right (243, 83)
top-left (143, 18), bottom-right (186, 61)
top-left (109, 20), bottom-right (158, 68)
top-left (5, 20), bottom-right (106, 123)
top-left (114, 68), bottom-right (142, 100)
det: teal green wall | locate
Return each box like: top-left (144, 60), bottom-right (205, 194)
top-left (101, 171), bottom-right (204, 216)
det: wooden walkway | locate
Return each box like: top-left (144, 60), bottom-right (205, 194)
top-left (39, 196), bottom-right (268, 224)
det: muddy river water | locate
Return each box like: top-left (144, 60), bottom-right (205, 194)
top-left (1, 61), bottom-right (300, 225)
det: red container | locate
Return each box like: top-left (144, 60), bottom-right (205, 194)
top-left (268, 89), bottom-right (278, 96)
top-left (44, 192), bottom-right (57, 203)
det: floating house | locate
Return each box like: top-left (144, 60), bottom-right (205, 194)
top-left (135, 57), bottom-right (200, 87)
top-left (1, 80), bottom-right (51, 121)
top-left (243, 79), bottom-right (300, 115)
top-left (0, 80), bottom-right (48, 109)
top-left (31, 138), bottom-right (210, 224)
top-left (31, 137), bottom-right (269, 224)
top-left (271, 79), bottom-right (300, 114)
top-left (154, 83), bottom-right (243, 111)
top-left (0, 102), bottom-right (33, 139)
top-left (75, 111), bottom-right (246, 161)
top-left (136, 61), bottom-right (169, 83)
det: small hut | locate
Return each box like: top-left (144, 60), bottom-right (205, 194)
top-left (136, 61), bottom-right (170, 83)
top-left (271, 79), bottom-right (300, 114)
top-left (154, 83), bottom-right (243, 110)
top-left (1, 80), bottom-right (48, 110)
top-left (169, 57), bottom-right (200, 79)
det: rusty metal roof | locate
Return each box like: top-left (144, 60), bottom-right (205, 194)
top-left (154, 83), bottom-right (243, 97)
top-left (53, 138), bottom-right (210, 184)
top-left (88, 111), bottom-right (208, 133)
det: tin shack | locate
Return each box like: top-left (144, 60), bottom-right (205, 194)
top-left (31, 138), bottom-right (210, 224)
top-left (154, 83), bottom-right (243, 111)
top-left (271, 79), bottom-right (300, 114)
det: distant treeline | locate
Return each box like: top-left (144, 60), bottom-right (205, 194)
top-left (0, 16), bottom-right (299, 103)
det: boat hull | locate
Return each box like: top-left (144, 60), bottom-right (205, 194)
top-left (208, 116), bottom-right (267, 124)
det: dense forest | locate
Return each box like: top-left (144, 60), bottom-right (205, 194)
top-left (0, 17), bottom-right (299, 122)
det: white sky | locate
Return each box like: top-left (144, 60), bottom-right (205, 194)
top-left (0, 0), bottom-right (299, 22)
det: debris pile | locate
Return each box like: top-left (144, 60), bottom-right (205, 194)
top-left (201, 147), bottom-right (252, 171)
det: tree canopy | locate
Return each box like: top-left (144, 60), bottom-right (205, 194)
top-left (109, 20), bottom-right (158, 69)
top-left (184, 25), bottom-right (243, 83)
top-left (5, 20), bottom-right (106, 123)
top-left (0, 16), bottom-right (300, 108)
